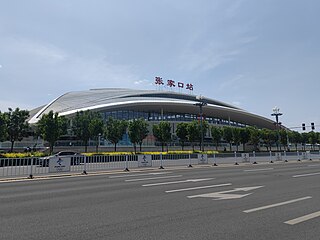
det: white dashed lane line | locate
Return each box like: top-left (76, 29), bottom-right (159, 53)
top-left (109, 172), bottom-right (172, 179)
top-left (285, 210), bottom-right (320, 225)
top-left (292, 172), bottom-right (320, 178)
top-left (142, 178), bottom-right (214, 187)
top-left (243, 196), bottom-right (312, 213)
top-left (125, 175), bottom-right (182, 182)
top-left (243, 168), bottom-right (274, 172)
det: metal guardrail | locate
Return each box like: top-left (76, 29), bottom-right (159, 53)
top-left (0, 151), bottom-right (319, 179)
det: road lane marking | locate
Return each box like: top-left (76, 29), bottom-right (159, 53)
top-left (187, 185), bottom-right (264, 200)
top-left (165, 183), bottom-right (232, 193)
top-left (243, 196), bottom-right (312, 213)
top-left (284, 210), bottom-right (320, 225)
top-left (293, 172), bottom-right (320, 178)
top-left (244, 168), bottom-right (274, 172)
top-left (125, 175), bottom-right (182, 182)
top-left (109, 172), bottom-right (172, 179)
top-left (142, 178), bottom-right (214, 187)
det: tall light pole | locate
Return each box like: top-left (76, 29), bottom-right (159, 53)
top-left (195, 95), bottom-right (207, 152)
top-left (271, 107), bottom-right (283, 151)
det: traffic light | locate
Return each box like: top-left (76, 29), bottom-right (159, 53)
top-left (302, 123), bottom-right (306, 131)
top-left (311, 122), bottom-right (315, 130)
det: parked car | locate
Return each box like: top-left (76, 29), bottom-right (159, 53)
top-left (38, 151), bottom-right (83, 167)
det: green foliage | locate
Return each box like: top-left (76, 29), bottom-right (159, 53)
top-left (5, 108), bottom-right (30, 152)
top-left (88, 113), bottom-right (105, 152)
top-left (222, 126), bottom-right (233, 151)
top-left (105, 117), bottom-right (127, 151)
top-left (248, 127), bottom-right (260, 151)
top-left (153, 121), bottom-right (171, 152)
top-left (187, 121), bottom-right (200, 151)
top-left (239, 127), bottom-right (251, 151)
top-left (0, 111), bottom-right (8, 142)
top-left (279, 129), bottom-right (288, 147)
top-left (72, 111), bottom-right (104, 152)
top-left (260, 128), bottom-right (277, 151)
top-left (37, 111), bottom-right (67, 154)
top-left (128, 118), bottom-right (149, 153)
top-left (211, 126), bottom-right (222, 151)
top-left (232, 128), bottom-right (241, 151)
top-left (288, 131), bottom-right (301, 150)
top-left (176, 122), bottom-right (189, 150)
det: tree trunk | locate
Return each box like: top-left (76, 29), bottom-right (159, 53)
top-left (133, 144), bottom-right (137, 154)
top-left (243, 143), bottom-right (246, 152)
top-left (50, 143), bottom-right (54, 155)
top-left (229, 142), bottom-right (232, 151)
top-left (114, 143), bottom-right (117, 152)
top-left (139, 142), bottom-right (142, 152)
top-left (215, 142), bottom-right (218, 151)
top-left (10, 141), bottom-right (14, 152)
top-left (95, 143), bottom-right (98, 153)
top-left (161, 143), bottom-right (164, 152)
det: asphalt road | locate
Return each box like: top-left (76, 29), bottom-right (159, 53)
top-left (1, 161), bottom-right (320, 240)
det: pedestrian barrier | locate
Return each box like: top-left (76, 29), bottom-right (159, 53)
top-left (0, 151), bottom-right (319, 179)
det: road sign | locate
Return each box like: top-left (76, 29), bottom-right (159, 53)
top-left (241, 153), bottom-right (250, 162)
top-left (198, 154), bottom-right (208, 164)
top-left (138, 155), bottom-right (152, 167)
top-left (48, 156), bottom-right (71, 173)
top-left (187, 185), bottom-right (264, 200)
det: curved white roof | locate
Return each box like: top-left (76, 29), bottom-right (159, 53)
top-left (29, 88), bottom-right (276, 129)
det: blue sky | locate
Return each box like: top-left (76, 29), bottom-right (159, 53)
top-left (0, 0), bottom-right (319, 130)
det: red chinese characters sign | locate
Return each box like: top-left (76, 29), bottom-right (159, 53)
top-left (154, 77), bottom-right (193, 91)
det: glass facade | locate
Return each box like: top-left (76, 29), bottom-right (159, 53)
top-left (101, 110), bottom-right (246, 128)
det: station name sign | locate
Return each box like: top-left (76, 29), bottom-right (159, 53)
top-left (155, 77), bottom-right (194, 91)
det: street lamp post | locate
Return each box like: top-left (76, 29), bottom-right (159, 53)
top-left (195, 95), bottom-right (207, 152)
top-left (271, 107), bottom-right (283, 151)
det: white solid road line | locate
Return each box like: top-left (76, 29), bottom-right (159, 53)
top-left (166, 183), bottom-right (232, 193)
top-left (293, 172), bottom-right (320, 178)
top-left (308, 164), bottom-right (320, 167)
top-left (243, 196), bottom-right (312, 213)
top-left (125, 175), bottom-right (182, 182)
top-left (142, 178), bottom-right (214, 187)
top-left (284, 210), bottom-right (320, 225)
top-left (244, 168), bottom-right (274, 172)
top-left (109, 172), bottom-right (172, 178)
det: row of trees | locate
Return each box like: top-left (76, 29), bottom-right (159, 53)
top-left (1, 108), bottom-right (320, 153)
top-left (37, 110), bottom-right (149, 154)
top-left (0, 108), bottom-right (30, 152)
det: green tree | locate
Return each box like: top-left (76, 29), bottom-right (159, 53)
top-left (199, 120), bottom-right (209, 151)
top-left (176, 122), bottom-right (189, 150)
top-left (211, 126), bottom-right (222, 151)
top-left (260, 129), bottom-right (277, 151)
top-left (232, 128), bottom-right (241, 151)
top-left (5, 108), bottom-right (30, 152)
top-left (37, 111), bottom-right (68, 154)
top-left (239, 128), bottom-right (251, 152)
top-left (88, 113), bottom-right (105, 152)
top-left (0, 111), bottom-right (8, 142)
top-left (187, 121), bottom-right (200, 151)
top-left (153, 121), bottom-right (171, 152)
top-left (308, 131), bottom-right (318, 150)
top-left (223, 126), bottom-right (234, 151)
top-left (72, 111), bottom-right (101, 152)
top-left (301, 132), bottom-right (309, 150)
top-left (279, 129), bottom-right (288, 150)
top-left (128, 118), bottom-right (149, 153)
top-left (249, 127), bottom-right (260, 151)
top-left (105, 117), bottom-right (127, 152)
top-left (288, 131), bottom-right (301, 151)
